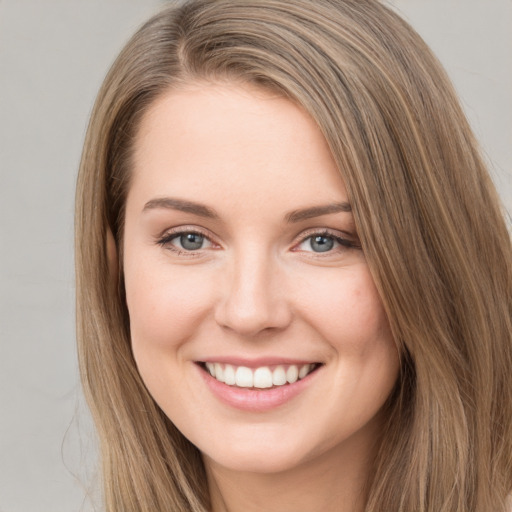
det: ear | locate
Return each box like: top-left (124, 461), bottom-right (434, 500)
top-left (106, 227), bottom-right (119, 287)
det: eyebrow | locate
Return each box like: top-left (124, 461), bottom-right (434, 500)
top-left (142, 196), bottom-right (352, 222)
top-left (285, 202), bottom-right (352, 223)
top-left (142, 197), bottom-right (219, 218)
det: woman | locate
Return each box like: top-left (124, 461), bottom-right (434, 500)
top-left (75, 0), bottom-right (512, 510)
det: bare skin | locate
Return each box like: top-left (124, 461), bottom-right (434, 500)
top-left (123, 82), bottom-right (399, 512)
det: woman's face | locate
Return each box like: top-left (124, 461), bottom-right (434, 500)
top-left (123, 83), bottom-right (399, 475)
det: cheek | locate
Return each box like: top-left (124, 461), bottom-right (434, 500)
top-left (123, 253), bottom-right (217, 403)
top-left (295, 264), bottom-right (393, 353)
top-left (124, 254), bottom-right (215, 352)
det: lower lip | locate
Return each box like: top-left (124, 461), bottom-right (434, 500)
top-left (197, 364), bottom-right (320, 412)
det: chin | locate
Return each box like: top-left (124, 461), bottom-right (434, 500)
top-left (205, 450), bottom-right (305, 475)
top-left (200, 431), bottom-right (319, 475)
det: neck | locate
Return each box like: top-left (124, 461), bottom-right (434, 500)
top-left (205, 428), bottom-right (378, 512)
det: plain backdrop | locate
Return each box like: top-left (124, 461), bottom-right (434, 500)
top-left (0, 1), bottom-right (510, 511)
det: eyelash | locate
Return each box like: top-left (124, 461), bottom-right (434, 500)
top-left (155, 227), bottom-right (360, 256)
top-left (156, 227), bottom-right (215, 257)
top-left (293, 229), bottom-right (361, 255)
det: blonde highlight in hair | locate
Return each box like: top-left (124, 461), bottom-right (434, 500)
top-left (75, 1), bottom-right (512, 510)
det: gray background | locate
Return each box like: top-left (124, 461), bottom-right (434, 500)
top-left (0, 1), bottom-right (510, 511)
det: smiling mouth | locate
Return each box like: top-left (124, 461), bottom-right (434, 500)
top-left (198, 362), bottom-right (321, 389)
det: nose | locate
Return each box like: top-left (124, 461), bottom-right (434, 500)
top-left (214, 249), bottom-right (292, 337)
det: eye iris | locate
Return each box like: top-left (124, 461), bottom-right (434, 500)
top-left (180, 233), bottom-right (204, 250)
top-left (310, 235), bottom-right (334, 252)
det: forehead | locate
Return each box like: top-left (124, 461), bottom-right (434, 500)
top-left (128, 83), bottom-right (347, 213)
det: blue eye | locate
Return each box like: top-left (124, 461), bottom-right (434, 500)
top-left (300, 234), bottom-right (338, 253)
top-left (309, 235), bottom-right (335, 252)
top-left (295, 231), bottom-right (358, 254)
top-left (158, 230), bottom-right (213, 252)
top-left (178, 232), bottom-right (206, 251)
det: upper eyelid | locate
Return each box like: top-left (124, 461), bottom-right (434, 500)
top-left (291, 229), bottom-right (360, 254)
top-left (156, 227), bottom-right (217, 256)
top-left (293, 227), bottom-right (354, 243)
top-left (157, 225), bottom-right (214, 240)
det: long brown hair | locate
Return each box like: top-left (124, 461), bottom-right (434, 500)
top-left (75, 1), bottom-right (512, 510)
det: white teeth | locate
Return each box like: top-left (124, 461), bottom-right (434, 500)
top-left (253, 367), bottom-right (273, 388)
top-left (214, 363), bottom-right (224, 382)
top-left (298, 364), bottom-right (311, 379)
top-left (272, 366), bottom-right (287, 386)
top-left (223, 364), bottom-right (236, 385)
top-left (206, 362), bottom-right (215, 376)
top-left (235, 366), bottom-right (253, 388)
top-left (286, 365), bottom-right (299, 384)
top-left (205, 362), bottom-right (317, 388)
